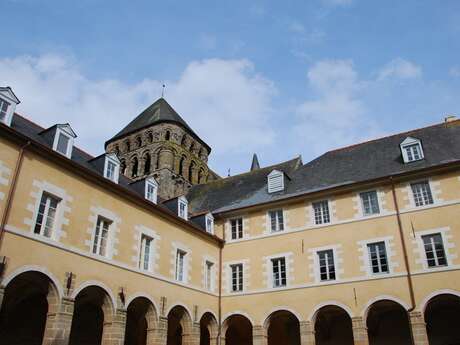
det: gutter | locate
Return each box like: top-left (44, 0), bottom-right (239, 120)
top-left (390, 176), bottom-right (416, 312)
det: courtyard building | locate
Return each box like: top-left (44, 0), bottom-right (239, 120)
top-left (0, 86), bottom-right (460, 345)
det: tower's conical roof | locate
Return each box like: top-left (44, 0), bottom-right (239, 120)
top-left (106, 98), bottom-right (210, 151)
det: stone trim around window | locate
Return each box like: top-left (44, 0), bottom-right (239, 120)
top-left (223, 259), bottom-right (250, 294)
top-left (84, 206), bottom-right (121, 259)
top-left (357, 236), bottom-right (398, 277)
top-left (0, 160), bottom-right (12, 200)
top-left (262, 252), bottom-right (294, 289)
top-left (170, 241), bottom-right (191, 284)
top-left (308, 244), bottom-right (344, 284)
top-left (24, 179), bottom-right (73, 242)
top-left (131, 225), bottom-right (161, 273)
top-left (202, 255), bottom-right (217, 293)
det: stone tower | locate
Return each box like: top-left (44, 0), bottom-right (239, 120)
top-left (105, 98), bottom-right (218, 200)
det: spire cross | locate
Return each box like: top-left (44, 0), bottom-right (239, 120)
top-left (161, 84), bottom-right (166, 98)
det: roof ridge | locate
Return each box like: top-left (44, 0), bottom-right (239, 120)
top-left (326, 120), bottom-right (459, 154)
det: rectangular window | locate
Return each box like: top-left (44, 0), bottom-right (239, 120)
top-left (230, 218), bottom-right (243, 240)
top-left (411, 181), bottom-right (434, 207)
top-left (175, 249), bottom-right (186, 281)
top-left (206, 216), bottom-right (214, 234)
top-left (367, 242), bottom-right (389, 274)
top-left (269, 209), bottom-right (284, 232)
top-left (205, 261), bottom-right (214, 291)
top-left (360, 191), bottom-right (380, 216)
top-left (179, 200), bottom-right (188, 219)
top-left (405, 144), bottom-right (422, 162)
top-left (272, 257), bottom-right (287, 288)
top-left (318, 249), bottom-right (335, 281)
top-left (92, 216), bottom-right (111, 256)
top-left (34, 193), bottom-right (60, 238)
top-left (313, 201), bottom-right (330, 225)
top-left (422, 234), bottom-right (447, 267)
top-left (106, 160), bottom-right (117, 181)
top-left (145, 181), bottom-right (157, 203)
top-left (56, 133), bottom-right (70, 156)
top-left (139, 234), bottom-right (153, 271)
top-left (0, 99), bottom-right (9, 122)
top-left (230, 263), bottom-right (243, 292)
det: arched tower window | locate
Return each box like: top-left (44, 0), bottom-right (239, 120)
top-left (198, 169), bottom-right (205, 184)
top-left (131, 156), bottom-right (139, 178)
top-left (179, 156), bottom-right (187, 177)
top-left (147, 132), bottom-right (154, 143)
top-left (189, 161), bottom-right (196, 183)
top-left (165, 131), bottom-right (170, 141)
top-left (143, 152), bottom-right (151, 175)
top-left (125, 140), bottom-right (130, 152)
top-left (181, 135), bottom-right (187, 146)
top-left (114, 145), bottom-right (120, 155)
top-left (190, 142), bottom-right (195, 153)
top-left (120, 159), bottom-right (126, 175)
top-left (136, 136), bottom-right (142, 148)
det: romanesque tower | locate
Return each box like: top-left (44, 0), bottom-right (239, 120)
top-left (105, 98), bottom-right (218, 200)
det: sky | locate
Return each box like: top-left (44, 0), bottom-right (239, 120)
top-left (2, 0), bottom-right (460, 176)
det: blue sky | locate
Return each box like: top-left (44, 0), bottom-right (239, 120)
top-left (2, 0), bottom-right (460, 176)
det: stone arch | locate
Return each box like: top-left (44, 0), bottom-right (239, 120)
top-left (179, 155), bottom-right (188, 178)
top-left (200, 311), bottom-right (218, 345)
top-left (262, 307), bottom-right (302, 329)
top-left (311, 303), bottom-right (354, 345)
top-left (69, 283), bottom-right (115, 345)
top-left (222, 313), bottom-right (253, 345)
top-left (71, 280), bottom-right (117, 311)
top-left (366, 299), bottom-right (412, 345)
top-left (0, 269), bottom-right (61, 345)
top-left (419, 289), bottom-right (460, 313)
top-left (361, 295), bottom-right (410, 320)
top-left (167, 304), bottom-right (193, 345)
top-left (263, 309), bottom-right (301, 345)
top-left (142, 150), bottom-right (151, 175)
top-left (125, 296), bottom-right (159, 345)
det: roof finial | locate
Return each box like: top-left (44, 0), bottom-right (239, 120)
top-left (251, 153), bottom-right (260, 171)
top-left (227, 168), bottom-right (231, 177)
top-left (161, 83), bottom-right (166, 98)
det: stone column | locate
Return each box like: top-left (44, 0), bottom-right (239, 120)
top-left (409, 311), bottom-right (429, 345)
top-left (182, 322), bottom-right (200, 345)
top-left (209, 335), bottom-right (218, 345)
top-left (42, 297), bottom-right (74, 345)
top-left (101, 308), bottom-right (127, 345)
top-left (352, 317), bottom-right (369, 345)
top-left (252, 325), bottom-right (268, 345)
top-left (299, 321), bottom-right (315, 345)
top-left (146, 316), bottom-right (168, 345)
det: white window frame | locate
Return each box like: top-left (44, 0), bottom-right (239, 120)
top-left (410, 180), bottom-right (434, 207)
top-left (0, 87), bottom-right (20, 127)
top-left (400, 137), bottom-right (424, 163)
top-left (178, 196), bottom-right (188, 220)
top-left (175, 249), bottom-right (187, 282)
top-left (229, 263), bottom-right (244, 292)
top-left (229, 217), bottom-right (244, 240)
top-left (104, 153), bottom-right (120, 183)
top-left (33, 192), bottom-right (60, 238)
top-left (271, 257), bottom-right (287, 288)
top-left (92, 216), bottom-right (112, 257)
top-left (367, 241), bottom-right (389, 275)
top-left (312, 200), bottom-right (331, 225)
top-left (317, 249), bottom-right (336, 282)
top-left (422, 233), bottom-right (448, 268)
top-left (360, 190), bottom-right (380, 216)
top-left (139, 234), bottom-right (154, 271)
top-left (145, 178), bottom-right (158, 204)
top-left (267, 169), bottom-right (284, 193)
top-left (268, 209), bottom-right (284, 232)
top-left (52, 126), bottom-right (75, 158)
top-left (205, 260), bottom-right (214, 291)
top-left (0, 98), bottom-right (11, 124)
top-left (205, 213), bottom-right (214, 234)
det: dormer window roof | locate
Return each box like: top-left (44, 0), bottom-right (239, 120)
top-left (104, 153), bottom-right (120, 183)
top-left (0, 86), bottom-right (20, 127)
top-left (145, 177), bottom-right (158, 204)
top-left (52, 124), bottom-right (77, 158)
top-left (400, 137), bottom-right (424, 163)
top-left (267, 169), bottom-right (284, 193)
top-left (205, 213), bottom-right (214, 234)
top-left (178, 196), bottom-right (188, 220)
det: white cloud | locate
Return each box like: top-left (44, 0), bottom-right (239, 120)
top-left (295, 59), bottom-right (381, 154)
top-left (0, 54), bottom-right (276, 161)
top-left (450, 66), bottom-right (460, 77)
top-left (377, 58), bottom-right (422, 81)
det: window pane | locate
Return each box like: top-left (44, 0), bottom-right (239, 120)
top-left (56, 133), bottom-right (70, 155)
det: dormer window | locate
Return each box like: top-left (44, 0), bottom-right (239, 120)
top-left (145, 178), bottom-right (158, 204)
top-left (400, 137), bottom-right (424, 163)
top-left (52, 125), bottom-right (77, 158)
top-left (205, 213), bottom-right (214, 234)
top-left (0, 86), bottom-right (20, 127)
top-left (268, 170), bottom-right (284, 193)
top-left (104, 153), bottom-right (120, 183)
top-left (178, 196), bottom-right (188, 220)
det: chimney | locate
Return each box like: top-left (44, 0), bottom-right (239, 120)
top-left (445, 115), bottom-right (457, 123)
top-left (250, 153), bottom-right (260, 171)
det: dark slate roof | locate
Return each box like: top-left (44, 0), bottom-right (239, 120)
top-left (105, 98), bottom-right (211, 152)
top-left (187, 157), bottom-right (303, 214)
top-left (187, 120), bottom-right (460, 214)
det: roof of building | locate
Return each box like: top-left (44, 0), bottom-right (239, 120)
top-left (105, 98), bottom-right (211, 152)
top-left (187, 120), bottom-right (460, 214)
